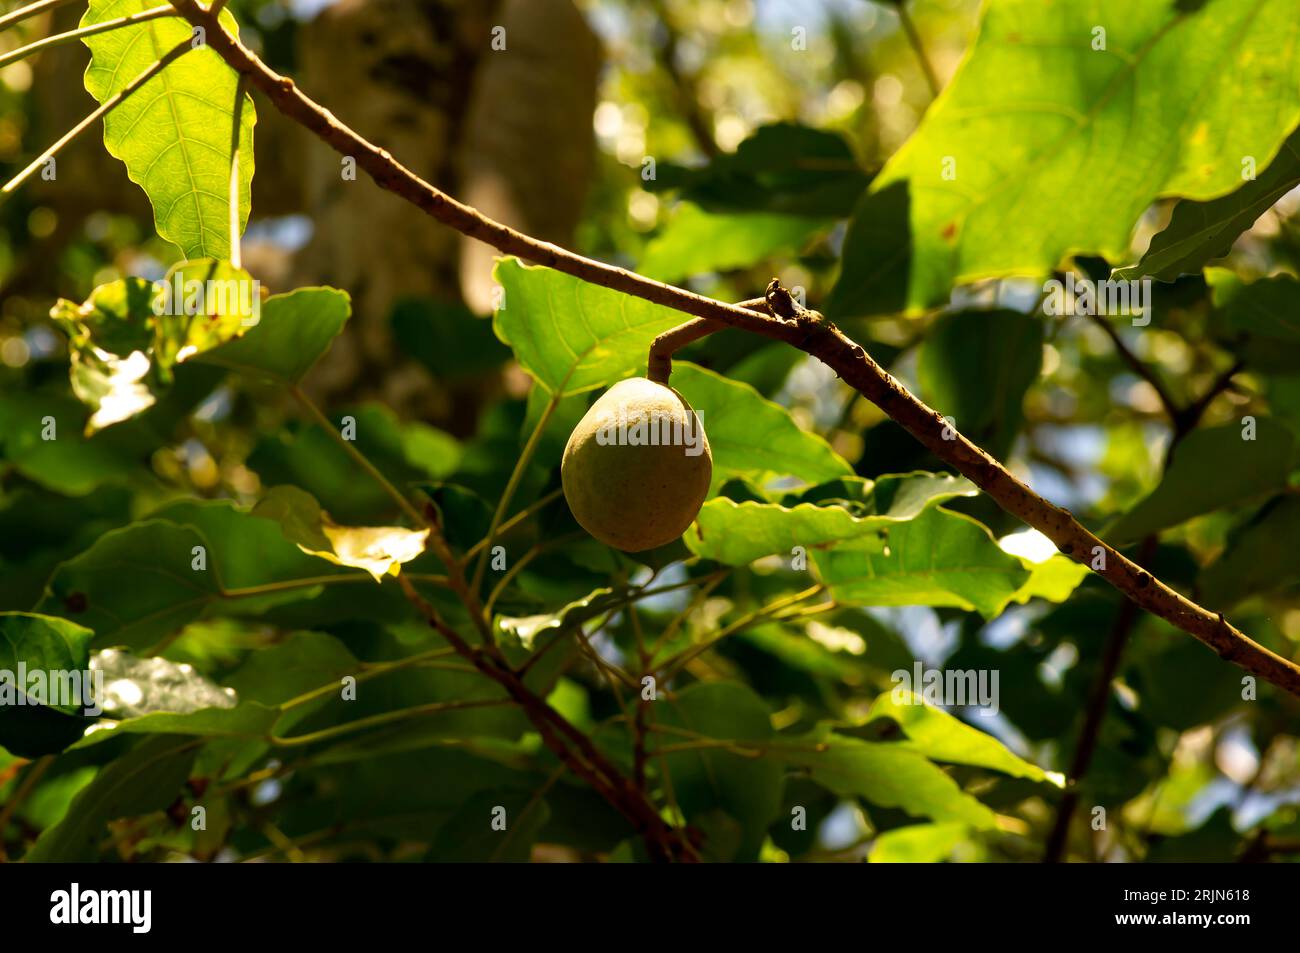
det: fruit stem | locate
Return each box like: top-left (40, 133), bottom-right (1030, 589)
top-left (646, 295), bottom-right (770, 383)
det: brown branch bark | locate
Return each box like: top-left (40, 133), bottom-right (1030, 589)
top-left (1043, 536), bottom-right (1156, 863)
top-left (1043, 355), bottom-right (1249, 861)
top-left (396, 572), bottom-right (695, 862)
top-left (169, 0), bottom-right (1300, 703)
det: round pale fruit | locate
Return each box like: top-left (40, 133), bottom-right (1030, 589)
top-left (561, 377), bottom-right (712, 552)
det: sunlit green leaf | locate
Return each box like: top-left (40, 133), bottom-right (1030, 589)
top-left (51, 262), bottom-right (258, 432)
top-left (831, 0), bottom-right (1300, 313)
top-left (868, 822), bottom-right (969, 863)
top-left (776, 728), bottom-right (997, 829)
top-left (195, 287), bottom-right (351, 384)
top-left (672, 362), bottom-right (853, 492)
top-left (814, 508), bottom-right (1030, 618)
top-left (639, 203), bottom-right (828, 284)
top-left (1120, 128), bottom-right (1300, 281)
top-left (867, 691), bottom-right (1062, 785)
top-left (493, 258), bottom-right (682, 395)
top-left (686, 472), bottom-right (976, 564)
top-left (253, 485), bottom-right (429, 582)
top-left (82, 0), bottom-right (255, 258)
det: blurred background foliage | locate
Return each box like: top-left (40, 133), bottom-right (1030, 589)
top-left (1, 0), bottom-right (1299, 863)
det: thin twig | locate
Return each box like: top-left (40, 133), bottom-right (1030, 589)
top-left (1043, 536), bottom-right (1156, 862)
top-left (646, 299), bottom-right (778, 383)
top-left (470, 389), bottom-right (563, 600)
top-left (271, 699), bottom-right (511, 747)
top-left (462, 488), bottom-right (563, 563)
top-left (661, 584), bottom-right (824, 678)
top-left (420, 502), bottom-right (495, 646)
top-left (1044, 351), bottom-right (1252, 861)
top-left (483, 531), bottom-right (584, 618)
top-left (2, 38), bottom-right (192, 197)
top-left (896, 1), bottom-right (941, 99)
top-left (0, 5), bottom-right (174, 70)
top-left (290, 385), bottom-right (425, 526)
top-left (1086, 312), bottom-right (1180, 424)
top-left (1175, 358), bottom-right (1246, 439)
top-left (0, 0), bottom-right (77, 33)
top-left (0, 755), bottom-right (52, 860)
top-left (395, 574), bottom-right (694, 861)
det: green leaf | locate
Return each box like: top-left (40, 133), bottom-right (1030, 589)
top-left (824, 180), bottom-right (912, 319)
top-left (252, 485), bottom-right (429, 582)
top-left (428, 789), bottom-right (551, 862)
top-left (195, 287), bottom-right (351, 384)
top-left (0, 394), bottom-right (139, 495)
top-left (0, 613), bottom-right (93, 715)
top-left (222, 629), bottom-right (358, 737)
top-left (777, 729), bottom-right (997, 829)
top-left (813, 508), bottom-right (1031, 618)
top-left (81, 0), bottom-right (255, 259)
top-left (0, 613), bottom-right (95, 756)
top-left (1206, 269), bottom-right (1300, 373)
top-left (225, 630), bottom-right (358, 707)
top-left (51, 262), bottom-right (258, 432)
top-left (252, 404), bottom-right (460, 525)
top-left (686, 472), bottom-right (976, 564)
top-left (151, 499), bottom-right (358, 597)
top-left (644, 122), bottom-right (870, 215)
top-left (76, 702), bottom-right (277, 748)
top-left (639, 203), bottom-right (829, 284)
top-left (831, 0), bottom-right (1300, 313)
top-left (868, 822), bottom-right (969, 863)
top-left (867, 691), bottom-right (1062, 785)
top-left (25, 735), bottom-right (198, 862)
top-left (36, 501), bottom-right (368, 652)
top-left (1010, 554), bottom-right (1091, 605)
top-left (1108, 419), bottom-right (1296, 541)
top-left (671, 362), bottom-right (853, 492)
top-left (1200, 494), bottom-right (1300, 608)
top-left (391, 297), bottom-right (512, 380)
top-left (916, 310), bottom-right (1043, 459)
top-left (1119, 128), bottom-right (1300, 281)
top-left (492, 258), bottom-right (683, 395)
top-left (658, 682), bottom-right (784, 862)
top-left (37, 519), bottom-right (221, 652)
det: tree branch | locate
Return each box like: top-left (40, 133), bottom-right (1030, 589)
top-left (647, 0), bottom-right (719, 157)
top-left (1043, 536), bottom-right (1157, 862)
top-left (167, 0), bottom-right (1300, 699)
top-left (395, 573), bottom-right (695, 861)
top-left (1086, 312), bottom-right (1180, 425)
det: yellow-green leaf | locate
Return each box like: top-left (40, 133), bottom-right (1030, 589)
top-left (82, 0), bottom-right (255, 259)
